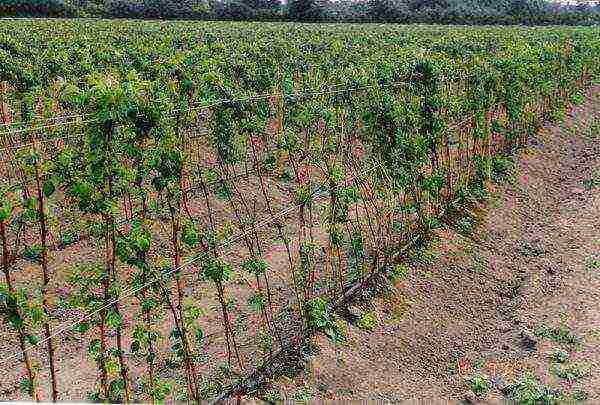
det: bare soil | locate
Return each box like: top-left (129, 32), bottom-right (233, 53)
top-left (259, 86), bottom-right (600, 402)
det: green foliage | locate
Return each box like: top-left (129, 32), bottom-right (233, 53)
top-left (0, 19), bottom-right (598, 403)
top-left (548, 348), bottom-right (569, 363)
top-left (389, 264), bottom-right (409, 282)
top-left (305, 297), bottom-right (345, 343)
top-left (201, 255), bottom-right (233, 283)
top-left (469, 374), bottom-right (490, 395)
top-left (356, 311), bottom-right (377, 331)
top-left (243, 257), bottom-right (268, 276)
top-left (550, 363), bottom-right (585, 382)
top-left (23, 244), bottom-right (43, 264)
top-left (504, 372), bottom-right (566, 404)
top-left (248, 292), bottom-right (266, 312)
top-left (534, 325), bottom-right (582, 345)
top-left (571, 390), bottom-right (589, 401)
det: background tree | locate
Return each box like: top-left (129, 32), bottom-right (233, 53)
top-left (288, 0), bottom-right (324, 21)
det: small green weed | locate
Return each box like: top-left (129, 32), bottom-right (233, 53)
top-left (550, 363), bottom-right (585, 382)
top-left (279, 167), bottom-right (293, 182)
top-left (548, 348), bottom-right (569, 363)
top-left (570, 90), bottom-right (585, 106)
top-left (23, 244), bottom-right (43, 264)
top-left (583, 169), bottom-right (600, 190)
top-left (535, 325), bottom-right (582, 345)
top-left (587, 120), bottom-right (599, 140)
top-left (58, 231), bottom-right (79, 249)
top-left (388, 263), bottom-right (409, 282)
top-left (471, 255), bottom-right (488, 273)
top-left (263, 388), bottom-right (283, 403)
top-left (572, 390), bottom-right (589, 401)
top-left (491, 155), bottom-right (514, 183)
top-left (504, 372), bottom-right (565, 404)
top-left (469, 374), bottom-right (490, 396)
top-left (293, 387), bottom-right (312, 402)
top-left (518, 241), bottom-right (546, 257)
top-left (585, 256), bottom-right (600, 271)
top-left (305, 297), bottom-right (345, 343)
top-left (356, 311), bottom-right (377, 331)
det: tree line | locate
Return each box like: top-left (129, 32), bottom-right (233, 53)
top-left (1, 0), bottom-right (599, 25)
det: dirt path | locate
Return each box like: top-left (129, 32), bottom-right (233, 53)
top-left (259, 86), bottom-right (600, 402)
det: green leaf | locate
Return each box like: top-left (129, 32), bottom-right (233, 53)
top-left (106, 310), bottom-right (123, 329)
top-left (78, 322), bottom-right (90, 334)
top-left (19, 377), bottom-right (33, 395)
top-left (194, 327), bottom-right (204, 345)
top-left (25, 334), bottom-right (39, 345)
top-left (42, 180), bottom-right (55, 198)
top-left (248, 292), bottom-right (266, 312)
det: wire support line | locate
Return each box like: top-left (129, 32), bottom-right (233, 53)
top-left (0, 80), bottom-right (410, 143)
top-left (2, 162), bottom-right (378, 365)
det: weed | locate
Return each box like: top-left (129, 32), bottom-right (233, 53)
top-left (582, 168), bottom-right (600, 190)
top-left (356, 311), bottom-right (377, 331)
top-left (550, 363), bottom-right (585, 382)
top-left (570, 91), bottom-right (585, 106)
top-left (263, 388), bottom-right (283, 403)
top-left (548, 348), bottom-right (569, 363)
top-left (469, 374), bottom-right (490, 396)
top-left (388, 263), bottom-right (409, 282)
top-left (535, 325), bottom-right (582, 345)
top-left (504, 372), bottom-right (565, 404)
top-left (571, 390), bottom-right (589, 401)
top-left (305, 297), bottom-right (345, 343)
top-left (23, 244), bottom-right (43, 264)
top-left (58, 231), bottom-right (79, 249)
top-left (491, 155), bottom-right (514, 183)
top-left (279, 167), bottom-right (293, 182)
top-left (259, 332), bottom-right (274, 354)
top-left (455, 215), bottom-right (478, 236)
top-left (584, 256), bottom-right (600, 271)
top-left (587, 119), bottom-right (599, 141)
top-left (471, 255), bottom-right (488, 273)
top-left (518, 241), bottom-right (546, 257)
top-left (293, 387), bottom-right (312, 402)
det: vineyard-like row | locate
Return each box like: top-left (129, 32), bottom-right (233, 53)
top-left (1, 21), bottom-right (599, 402)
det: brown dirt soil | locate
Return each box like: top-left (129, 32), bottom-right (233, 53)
top-left (258, 87), bottom-right (600, 402)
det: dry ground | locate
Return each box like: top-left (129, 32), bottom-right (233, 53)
top-left (257, 86), bottom-right (600, 402)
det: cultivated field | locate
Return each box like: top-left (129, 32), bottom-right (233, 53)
top-left (0, 20), bottom-right (599, 402)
